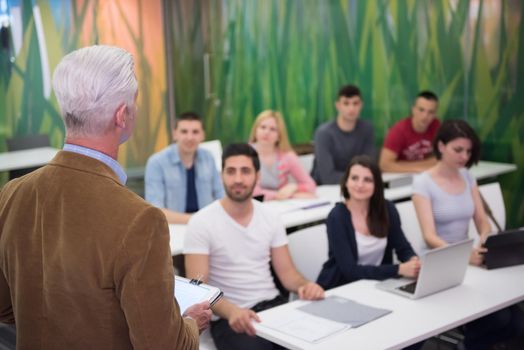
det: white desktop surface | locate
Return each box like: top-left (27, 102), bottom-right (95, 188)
top-left (0, 147), bottom-right (60, 172)
top-left (269, 198), bottom-right (334, 228)
top-left (382, 172), bottom-right (410, 182)
top-left (382, 160), bottom-right (517, 202)
top-left (382, 160), bottom-right (516, 186)
top-left (315, 185), bottom-right (342, 203)
top-left (319, 184), bottom-right (424, 203)
top-left (254, 265), bottom-right (524, 350)
top-left (470, 160), bottom-right (517, 179)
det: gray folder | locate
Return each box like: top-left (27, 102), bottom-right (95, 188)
top-left (298, 295), bottom-right (392, 328)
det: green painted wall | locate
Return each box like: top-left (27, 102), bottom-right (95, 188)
top-left (169, 0), bottom-right (523, 228)
top-left (0, 0), bottom-right (169, 180)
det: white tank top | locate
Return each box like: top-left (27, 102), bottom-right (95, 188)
top-left (356, 230), bottom-right (387, 266)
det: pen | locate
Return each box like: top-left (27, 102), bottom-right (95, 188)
top-left (302, 201), bottom-right (330, 210)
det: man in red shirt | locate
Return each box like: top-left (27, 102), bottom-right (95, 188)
top-left (379, 91), bottom-right (440, 173)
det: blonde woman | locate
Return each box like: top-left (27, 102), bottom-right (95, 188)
top-left (248, 110), bottom-right (316, 200)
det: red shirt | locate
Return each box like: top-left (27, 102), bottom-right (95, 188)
top-left (383, 117), bottom-right (440, 161)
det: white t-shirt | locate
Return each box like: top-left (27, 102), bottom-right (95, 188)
top-left (184, 200), bottom-right (288, 309)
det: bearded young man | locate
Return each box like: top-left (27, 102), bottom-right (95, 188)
top-left (184, 143), bottom-right (325, 350)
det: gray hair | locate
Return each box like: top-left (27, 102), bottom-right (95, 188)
top-left (52, 45), bottom-right (138, 137)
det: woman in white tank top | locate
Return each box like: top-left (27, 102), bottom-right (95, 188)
top-left (317, 156), bottom-right (420, 290)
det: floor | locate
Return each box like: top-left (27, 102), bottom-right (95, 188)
top-left (422, 334), bottom-right (524, 350)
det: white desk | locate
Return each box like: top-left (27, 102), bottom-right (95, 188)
top-left (382, 160), bottom-right (517, 202)
top-left (382, 160), bottom-right (517, 189)
top-left (382, 172), bottom-right (414, 188)
top-left (316, 183), bottom-right (439, 203)
top-left (470, 160), bottom-right (517, 180)
top-left (266, 198), bottom-right (335, 228)
top-left (317, 184), bottom-right (429, 203)
top-left (0, 147), bottom-right (60, 172)
top-left (254, 264), bottom-right (524, 350)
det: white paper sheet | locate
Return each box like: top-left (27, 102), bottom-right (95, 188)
top-left (258, 309), bottom-right (350, 343)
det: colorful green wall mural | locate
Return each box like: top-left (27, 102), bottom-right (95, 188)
top-left (1, 0), bottom-right (523, 227)
top-left (168, 0), bottom-right (523, 228)
top-left (0, 0), bottom-right (169, 173)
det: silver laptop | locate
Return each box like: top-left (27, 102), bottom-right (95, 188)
top-left (376, 239), bottom-right (473, 299)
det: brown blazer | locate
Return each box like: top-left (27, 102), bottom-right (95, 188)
top-left (0, 151), bottom-right (199, 349)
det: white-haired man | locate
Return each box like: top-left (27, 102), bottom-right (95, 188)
top-left (0, 45), bottom-right (210, 349)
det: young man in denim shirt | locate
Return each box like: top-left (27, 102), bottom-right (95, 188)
top-left (145, 112), bottom-right (224, 224)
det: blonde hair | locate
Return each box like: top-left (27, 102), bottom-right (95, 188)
top-left (248, 110), bottom-right (292, 152)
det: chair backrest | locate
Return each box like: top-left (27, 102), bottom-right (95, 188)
top-left (287, 224), bottom-right (328, 282)
top-left (6, 134), bottom-right (50, 151)
top-left (468, 182), bottom-right (506, 242)
top-left (200, 140), bottom-right (222, 172)
top-left (480, 182), bottom-right (505, 230)
top-left (6, 134), bottom-right (50, 179)
top-left (199, 329), bottom-right (217, 350)
top-left (395, 200), bottom-right (425, 256)
top-left (298, 153), bottom-right (314, 174)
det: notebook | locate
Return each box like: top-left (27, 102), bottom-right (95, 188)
top-left (376, 239), bottom-right (473, 299)
top-left (483, 228), bottom-right (524, 270)
top-left (174, 276), bottom-right (223, 314)
top-left (298, 295), bottom-right (392, 328)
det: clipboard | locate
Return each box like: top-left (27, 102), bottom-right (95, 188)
top-left (174, 275), bottom-right (223, 314)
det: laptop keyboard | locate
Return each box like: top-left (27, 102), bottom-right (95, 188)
top-left (398, 281), bottom-right (417, 294)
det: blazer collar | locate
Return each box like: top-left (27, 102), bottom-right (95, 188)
top-left (49, 151), bottom-right (123, 186)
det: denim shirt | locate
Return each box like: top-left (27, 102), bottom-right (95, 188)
top-left (144, 144), bottom-right (224, 212)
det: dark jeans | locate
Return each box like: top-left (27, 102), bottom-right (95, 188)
top-left (210, 295), bottom-right (287, 350)
top-left (464, 304), bottom-right (524, 350)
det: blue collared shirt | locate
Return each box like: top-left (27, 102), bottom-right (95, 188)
top-left (63, 144), bottom-right (128, 184)
top-left (144, 144), bottom-right (224, 212)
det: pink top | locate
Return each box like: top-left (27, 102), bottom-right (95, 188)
top-left (254, 151), bottom-right (317, 200)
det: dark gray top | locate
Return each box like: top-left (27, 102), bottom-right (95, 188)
top-left (311, 119), bottom-right (376, 185)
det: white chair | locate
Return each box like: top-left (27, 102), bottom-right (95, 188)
top-left (297, 153), bottom-right (314, 174)
top-left (395, 200), bottom-right (426, 256)
top-left (199, 329), bottom-right (216, 350)
top-left (467, 182), bottom-right (506, 243)
top-left (200, 140), bottom-right (222, 172)
top-left (480, 182), bottom-right (506, 230)
top-left (287, 224), bottom-right (328, 282)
